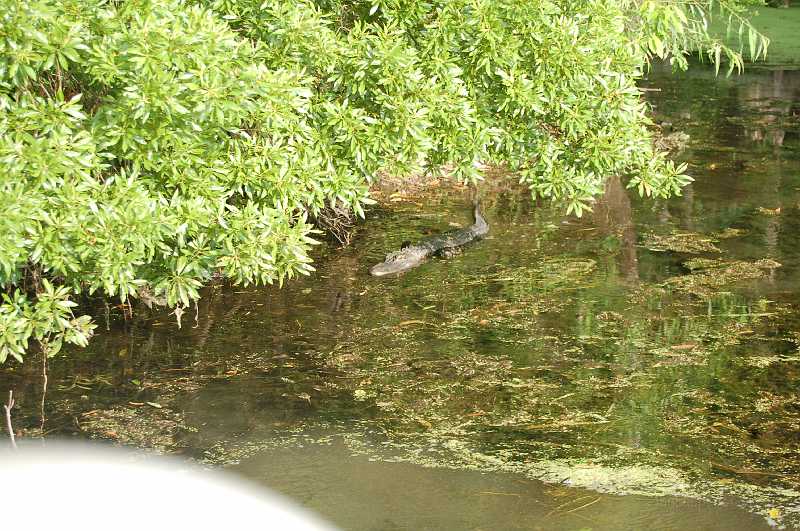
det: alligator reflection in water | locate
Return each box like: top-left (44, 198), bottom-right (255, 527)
top-left (3, 66), bottom-right (800, 530)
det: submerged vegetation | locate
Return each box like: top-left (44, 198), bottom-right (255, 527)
top-left (0, 0), bottom-right (771, 363)
top-left (3, 111), bottom-right (796, 525)
top-left (43, 166), bottom-right (800, 526)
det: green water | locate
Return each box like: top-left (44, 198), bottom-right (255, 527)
top-left (3, 64), bottom-right (800, 529)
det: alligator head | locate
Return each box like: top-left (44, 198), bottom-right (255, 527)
top-left (369, 246), bottom-right (429, 276)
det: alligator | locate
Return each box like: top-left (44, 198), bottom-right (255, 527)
top-left (370, 203), bottom-right (489, 276)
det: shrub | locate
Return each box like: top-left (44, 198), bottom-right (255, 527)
top-left (0, 0), bottom-right (768, 363)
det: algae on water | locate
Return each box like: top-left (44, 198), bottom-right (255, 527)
top-left (664, 258), bottom-right (781, 298)
top-left (642, 231), bottom-right (723, 254)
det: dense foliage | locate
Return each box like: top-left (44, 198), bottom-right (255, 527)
top-left (0, 0), bottom-right (768, 363)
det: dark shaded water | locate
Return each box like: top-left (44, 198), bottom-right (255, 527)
top-left (3, 64), bottom-right (800, 529)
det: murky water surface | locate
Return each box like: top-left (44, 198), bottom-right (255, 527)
top-left (3, 64), bottom-right (800, 529)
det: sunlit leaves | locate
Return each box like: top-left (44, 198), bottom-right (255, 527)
top-left (0, 283), bottom-right (96, 363)
top-left (0, 0), bottom-right (94, 89)
top-left (0, 0), bottom-right (338, 363)
top-left (631, 0), bottom-right (769, 75)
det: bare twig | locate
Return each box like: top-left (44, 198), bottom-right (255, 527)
top-left (314, 200), bottom-right (356, 245)
top-left (562, 496), bottom-right (602, 515)
top-left (541, 494), bottom-right (598, 524)
top-left (4, 390), bottom-right (18, 450)
top-left (544, 494), bottom-right (596, 518)
top-left (41, 352), bottom-right (48, 433)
